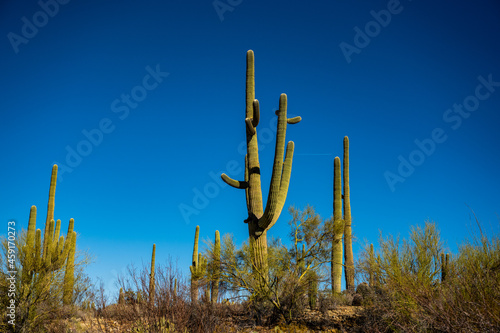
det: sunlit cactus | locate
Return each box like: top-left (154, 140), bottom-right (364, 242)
top-left (150, 244), bottom-right (156, 306)
top-left (343, 136), bottom-right (354, 292)
top-left (190, 225), bottom-right (205, 302)
top-left (331, 156), bottom-right (344, 294)
top-left (221, 50), bottom-right (301, 278)
top-left (211, 230), bottom-right (221, 303)
top-left (62, 230), bottom-right (77, 305)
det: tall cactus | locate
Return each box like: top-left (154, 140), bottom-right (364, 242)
top-left (190, 225), bottom-right (205, 302)
top-left (343, 136), bottom-right (354, 292)
top-left (368, 243), bottom-right (375, 287)
top-left (62, 230), bottom-right (77, 305)
top-left (441, 252), bottom-right (450, 282)
top-left (43, 164), bottom-right (57, 260)
top-left (221, 50), bottom-right (301, 278)
top-left (331, 156), bottom-right (344, 294)
top-left (150, 244), bottom-right (156, 306)
top-left (211, 230), bottom-right (221, 303)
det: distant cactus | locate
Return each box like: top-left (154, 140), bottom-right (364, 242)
top-left (118, 288), bottom-right (125, 305)
top-left (368, 243), bottom-right (375, 287)
top-left (343, 136), bottom-right (354, 292)
top-left (190, 225), bottom-right (205, 302)
top-left (441, 252), bottom-right (450, 282)
top-left (150, 244), bottom-right (156, 306)
top-left (221, 50), bottom-right (301, 278)
top-left (63, 230), bottom-right (77, 305)
top-left (331, 156), bottom-right (344, 294)
top-left (211, 230), bottom-right (221, 303)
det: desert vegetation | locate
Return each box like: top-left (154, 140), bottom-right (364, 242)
top-left (1, 50), bottom-right (499, 332)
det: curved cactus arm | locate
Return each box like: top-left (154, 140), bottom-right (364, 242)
top-left (245, 118), bottom-right (256, 135)
top-left (259, 94), bottom-right (288, 230)
top-left (53, 219), bottom-right (61, 242)
top-left (287, 116), bottom-right (302, 124)
top-left (267, 141), bottom-right (295, 230)
top-left (252, 99), bottom-right (260, 127)
top-left (221, 173), bottom-right (249, 189)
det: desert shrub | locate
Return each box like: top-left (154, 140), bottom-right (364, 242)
top-left (0, 229), bottom-right (92, 333)
top-left (357, 219), bottom-right (500, 332)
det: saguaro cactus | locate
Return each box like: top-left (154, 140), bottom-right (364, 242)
top-left (150, 244), bottom-right (156, 306)
top-left (331, 156), bottom-right (344, 294)
top-left (441, 252), bottom-right (450, 282)
top-left (368, 243), bottom-right (376, 287)
top-left (221, 50), bottom-right (301, 278)
top-left (343, 136), bottom-right (354, 292)
top-left (43, 165), bottom-right (57, 260)
top-left (190, 225), bottom-right (205, 302)
top-left (211, 230), bottom-right (221, 303)
top-left (63, 230), bottom-right (77, 305)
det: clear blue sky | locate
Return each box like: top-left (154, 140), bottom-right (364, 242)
top-left (1, 0), bottom-right (499, 295)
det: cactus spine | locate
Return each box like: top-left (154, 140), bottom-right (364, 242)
top-left (190, 225), bottom-right (205, 302)
top-left (331, 156), bottom-right (344, 294)
top-left (343, 136), bottom-right (354, 292)
top-left (221, 50), bottom-right (301, 278)
top-left (150, 244), bottom-right (156, 306)
top-left (211, 230), bottom-right (221, 303)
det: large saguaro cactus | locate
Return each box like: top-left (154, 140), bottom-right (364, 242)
top-left (331, 156), bottom-right (344, 294)
top-left (221, 50), bottom-right (301, 277)
top-left (343, 136), bottom-right (354, 292)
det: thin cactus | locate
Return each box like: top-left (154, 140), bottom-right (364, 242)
top-left (369, 243), bottom-right (375, 287)
top-left (150, 244), bottom-right (156, 306)
top-left (62, 230), bottom-right (77, 305)
top-left (307, 270), bottom-right (318, 310)
top-left (118, 288), bottom-right (125, 305)
top-left (211, 230), bottom-right (221, 303)
top-left (190, 225), bottom-right (205, 302)
top-left (343, 136), bottom-right (354, 292)
top-left (43, 165), bottom-right (57, 260)
top-left (331, 156), bottom-right (344, 294)
top-left (221, 50), bottom-right (301, 278)
top-left (441, 252), bottom-right (450, 282)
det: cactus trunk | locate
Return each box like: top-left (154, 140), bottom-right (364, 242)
top-left (190, 225), bottom-right (205, 302)
top-left (331, 156), bottom-right (343, 294)
top-left (150, 244), bottom-right (156, 306)
top-left (221, 50), bottom-right (301, 281)
top-left (343, 136), bottom-right (354, 292)
top-left (211, 230), bottom-right (221, 303)
top-left (63, 231), bottom-right (77, 305)
top-left (43, 165), bottom-right (57, 260)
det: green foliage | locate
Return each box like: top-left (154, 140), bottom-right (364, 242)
top-left (213, 206), bottom-right (333, 324)
top-left (0, 165), bottom-right (92, 332)
top-left (357, 219), bottom-right (500, 332)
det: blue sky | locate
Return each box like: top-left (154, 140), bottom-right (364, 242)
top-left (1, 0), bottom-right (499, 295)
